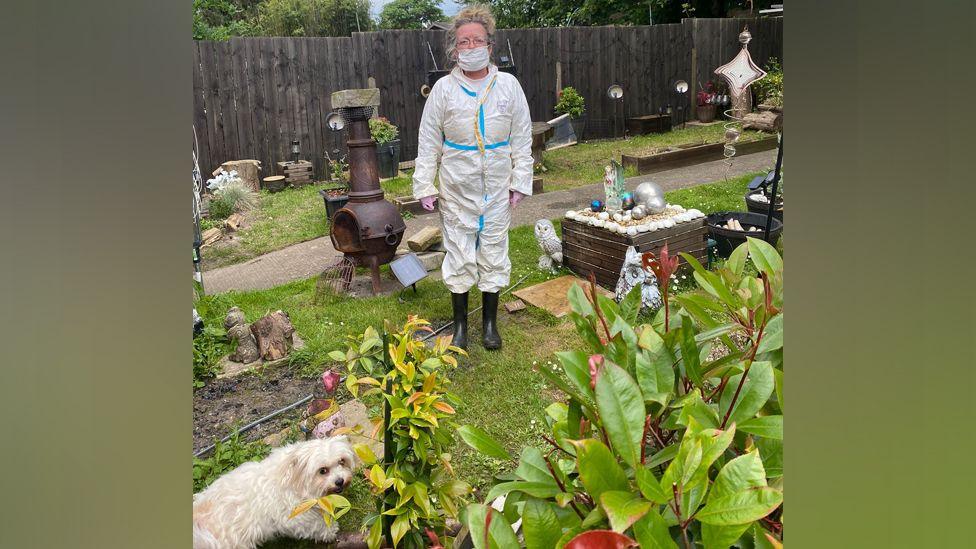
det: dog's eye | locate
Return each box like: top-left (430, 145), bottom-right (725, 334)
top-left (318, 467), bottom-right (328, 475)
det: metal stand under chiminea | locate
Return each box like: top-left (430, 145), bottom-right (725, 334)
top-left (327, 88), bottom-right (406, 295)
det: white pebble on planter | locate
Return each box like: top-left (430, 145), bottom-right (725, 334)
top-left (594, 219), bottom-right (605, 227)
top-left (627, 226), bottom-right (638, 236)
top-left (598, 212), bottom-right (609, 221)
top-left (565, 210), bottom-right (575, 219)
top-left (637, 224), bottom-right (649, 233)
top-left (612, 213), bottom-right (623, 222)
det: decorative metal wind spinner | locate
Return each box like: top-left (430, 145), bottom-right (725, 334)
top-left (714, 26), bottom-right (767, 119)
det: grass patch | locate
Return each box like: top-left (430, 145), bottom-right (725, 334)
top-left (542, 124), bottom-right (771, 191)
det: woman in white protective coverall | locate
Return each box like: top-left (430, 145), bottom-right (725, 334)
top-left (412, 4), bottom-right (533, 351)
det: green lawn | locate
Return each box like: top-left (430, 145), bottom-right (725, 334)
top-left (541, 123), bottom-right (771, 191)
top-left (195, 172), bottom-right (764, 542)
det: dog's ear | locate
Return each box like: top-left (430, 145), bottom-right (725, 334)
top-left (276, 444), bottom-right (313, 492)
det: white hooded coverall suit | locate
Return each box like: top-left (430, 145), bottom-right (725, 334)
top-left (412, 64), bottom-right (534, 294)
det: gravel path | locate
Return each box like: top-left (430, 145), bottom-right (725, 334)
top-left (201, 149), bottom-right (776, 295)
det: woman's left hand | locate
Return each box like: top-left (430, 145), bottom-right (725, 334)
top-left (509, 190), bottom-right (525, 209)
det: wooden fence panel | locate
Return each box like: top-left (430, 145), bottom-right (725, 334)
top-left (192, 18), bottom-right (782, 181)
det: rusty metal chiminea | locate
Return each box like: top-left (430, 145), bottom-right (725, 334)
top-left (328, 88), bottom-right (406, 294)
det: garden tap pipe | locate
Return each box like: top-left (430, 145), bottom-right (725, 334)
top-left (421, 274), bottom-right (529, 341)
top-left (193, 394), bottom-right (314, 458)
top-left (764, 133), bottom-right (784, 242)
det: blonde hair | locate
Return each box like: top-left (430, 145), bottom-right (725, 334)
top-left (445, 4), bottom-right (496, 66)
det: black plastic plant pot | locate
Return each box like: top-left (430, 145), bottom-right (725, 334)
top-left (706, 211), bottom-right (783, 258)
top-left (744, 190), bottom-right (784, 222)
top-left (375, 139), bottom-right (401, 179)
top-left (319, 188), bottom-right (349, 221)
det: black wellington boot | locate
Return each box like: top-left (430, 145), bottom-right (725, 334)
top-left (482, 291), bottom-right (502, 350)
top-left (451, 292), bottom-right (469, 350)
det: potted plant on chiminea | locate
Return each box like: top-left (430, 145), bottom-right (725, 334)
top-left (319, 149), bottom-right (349, 221)
top-left (369, 116), bottom-right (401, 179)
top-left (696, 81), bottom-right (719, 123)
top-left (555, 86), bottom-right (586, 140)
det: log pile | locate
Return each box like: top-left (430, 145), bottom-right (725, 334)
top-left (742, 105), bottom-right (783, 132)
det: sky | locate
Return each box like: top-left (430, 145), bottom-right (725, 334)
top-left (369, 0), bottom-right (463, 20)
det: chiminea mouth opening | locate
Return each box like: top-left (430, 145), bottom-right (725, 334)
top-left (331, 209), bottom-right (365, 253)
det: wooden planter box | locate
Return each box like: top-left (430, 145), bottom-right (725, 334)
top-left (621, 136), bottom-right (778, 175)
top-left (626, 114), bottom-right (672, 136)
top-left (561, 217), bottom-right (709, 289)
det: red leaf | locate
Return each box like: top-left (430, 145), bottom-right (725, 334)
top-left (321, 369), bottom-right (340, 394)
top-left (564, 530), bottom-right (639, 549)
top-left (425, 528), bottom-right (444, 549)
top-left (588, 355), bottom-right (604, 390)
top-left (483, 509), bottom-right (493, 548)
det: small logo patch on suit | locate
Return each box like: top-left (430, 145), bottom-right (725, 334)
top-left (496, 99), bottom-right (510, 113)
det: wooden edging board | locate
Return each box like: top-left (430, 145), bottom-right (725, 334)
top-left (621, 135), bottom-right (778, 175)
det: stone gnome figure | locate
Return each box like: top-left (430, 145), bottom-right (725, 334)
top-left (225, 306), bottom-right (259, 363)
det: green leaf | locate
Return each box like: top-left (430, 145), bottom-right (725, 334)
top-left (556, 350), bottom-right (597, 401)
top-left (773, 368), bottom-right (784, 413)
top-left (600, 491), bottom-right (652, 533)
top-left (523, 498), bottom-right (563, 549)
top-left (632, 509), bottom-right (679, 549)
top-left (571, 439), bottom-right (629, 501)
top-left (746, 237), bottom-right (783, 275)
top-left (484, 481), bottom-right (563, 503)
top-left (702, 523), bottom-right (751, 549)
top-left (568, 399), bottom-right (583, 438)
top-left (697, 486), bottom-right (783, 525)
top-left (756, 314), bottom-right (783, 355)
top-left (580, 504), bottom-right (609, 529)
top-left (694, 323), bottom-right (739, 344)
top-left (619, 284), bottom-right (643, 325)
top-left (515, 446), bottom-right (559, 485)
top-left (568, 283), bottom-right (595, 317)
top-left (679, 438), bottom-right (703, 486)
top-left (752, 523), bottom-right (784, 549)
top-left (678, 316), bottom-right (703, 387)
top-left (466, 503), bottom-right (521, 549)
top-left (756, 437), bottom-right (783, 478)
top-left (391, 513), bottom-right (411, 546)
top-left (678, 390), bottom-right (719, 430)
top-left (719, 361), bottom-right (774, 428)
top-left (328, 350), bottom-right (346, 362)
top-left (710, 451), bottom-right (768, 502)
top-left (635, 466), bottom-right (669, 503)
top-left (738, 415), bottom-right (783, 440)
top-left (645, 444), bottom-right (678, 469)
top-left (536, 360), bottom-right (594, 414)
top-left (635, 331), bottom-right (675, 406)
top-left (726, 241), bottom-right (749, 276)
top-left (457, 425), bottom-right (512, 461)
top-left (595, 361), bottom-right (646, 468)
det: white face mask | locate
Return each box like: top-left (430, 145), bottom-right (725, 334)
top-left (457, 46), bottom-right (490, 72)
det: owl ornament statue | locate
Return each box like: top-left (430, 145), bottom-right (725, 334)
top-left (614, 246), bottom-right (663, 310)
top-left (534, 219), bottom-right (563, 272)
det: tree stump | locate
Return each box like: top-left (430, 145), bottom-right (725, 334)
top-left (216, 160), bottom-right (262, 192)
top-left (407, 226), bottom-right (442, 252)
top-left (742, 110), bottom-right (782, 132)
top-left (249, 310), bottom-right (295, 361)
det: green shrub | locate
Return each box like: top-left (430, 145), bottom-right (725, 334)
top-left (555, 87), bottom-right (586, 119)
top-left (193, 432), bottom-right (271, 492)
top-left (459, 238), bottom-right (784, 548)
top-left (193, 325), bottom-right (227, 388)
top-left (369, 117), bottom-right (399, 145)
top-left (753, 57), bottom-right (783, 107)
top-left (207, 196), bottom-right (234, 221)
top-left (293, 317), bottom-right (472, 548)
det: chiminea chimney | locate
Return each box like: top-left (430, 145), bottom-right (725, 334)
top-left (327, 88), bottom-right (406, 294)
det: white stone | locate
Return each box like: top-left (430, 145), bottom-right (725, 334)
top-left (637, 224), bottom-right (649, 233)
top-left (598, 212), bottom-right (609, 221)
top-left (565, 210), bottom-right (574, 219)
top-left (627, 226), bottom-right (638, 236)
top-left (612, 213), bottom-right (622, 222)
top-left (594, 219), bottom-right (605, 227)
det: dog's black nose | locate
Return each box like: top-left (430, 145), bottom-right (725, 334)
top-left (334, 478), bottom-right (344, 488)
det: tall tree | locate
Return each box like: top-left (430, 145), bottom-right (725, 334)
top-left (378, 0), bottom-right (445, 30)
top-left (254, 0), bottom-right (374, 36)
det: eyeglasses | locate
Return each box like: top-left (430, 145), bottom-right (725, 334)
top-left (456, 37), bottom-right (489, 48)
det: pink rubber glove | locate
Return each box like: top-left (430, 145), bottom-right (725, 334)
top-left (419, 195), bottom-right (437, 211)
top-left (510, 190), bottom-right (525, 208)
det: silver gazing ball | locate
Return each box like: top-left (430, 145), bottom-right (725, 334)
top-left (634, 182), bottom-right (667, 214)
top-left (631, 205), bottom-right (647, 220)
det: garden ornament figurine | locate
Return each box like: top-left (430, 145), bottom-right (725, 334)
top-left (413, 4), bottom-right (534, 351)
top-left (534, 219), bottom-right (563, 272)
top-left (615, 246), bottom-right (663, 311)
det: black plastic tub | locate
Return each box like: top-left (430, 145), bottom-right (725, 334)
top-left (744, 190), bottom-right (784, 222)
top-left (375, 139), bottom-right (401, 179)
top-left (319, 187), bottom-right (349, 221)
top-left (706, 211), bottom-right (783, 258)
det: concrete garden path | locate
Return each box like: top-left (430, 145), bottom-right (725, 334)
top-left (202, 149), bottom-right (776, 294)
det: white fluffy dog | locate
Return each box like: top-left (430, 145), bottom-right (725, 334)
top-left (193, 436), bottom-right (358, 549)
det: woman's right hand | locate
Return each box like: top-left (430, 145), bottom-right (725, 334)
top-left (419, 195), bottom-right (437, 211)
